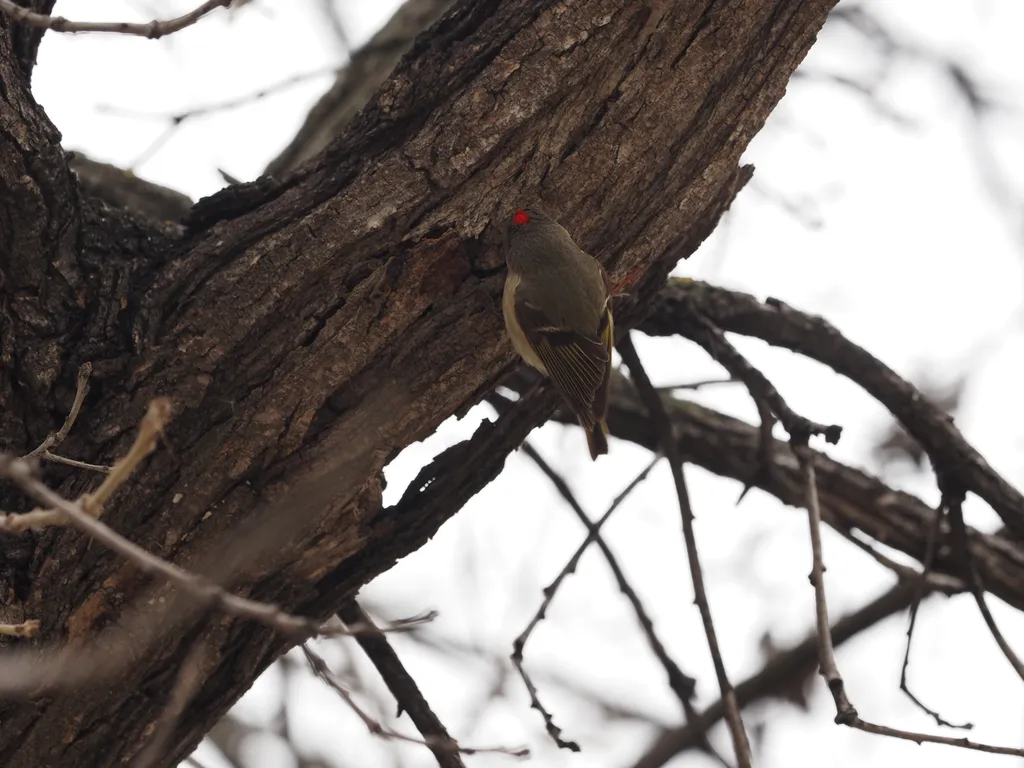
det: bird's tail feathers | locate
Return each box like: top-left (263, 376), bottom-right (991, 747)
top-left (585, 420), bottom-right (609, 460)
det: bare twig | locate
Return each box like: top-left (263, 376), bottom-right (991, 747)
top-left (8, 398), bottom-right (169, 531)
top-left (655, 377), bottom-right (737, 392)
top-left (689, 313), bottom-right (841, 445)
top-left (302, 644), bottom-right (527, 759)
top-left (837, 521), bottom-right (972, 728)
top-left (521, 443), bottom-right (734, 765)
top-left (510, 453), bottom-right (661, 752)
top-left (837, 527), bottom-right (964, 594)
top-left (796, 448), bottom-right (857, 721)
top-left (132, 640), bottom-right (210, 768)
top-left (98, 65), bottom-right (342, 170)
top-left (0, 620), bottom-right (39, 637)
top-left (0, 402), bottom-right (433, 641)
top-left (0, 459), bottom-right (433, 639)
top-left (0, 0), bottom-right (233, 38)
top-left (896, 507), bottom-right (971, 728)
top-left (523, 444), bottom-right (695, 700)
top-left (798, 451), bottom-right (1024, 759)
top-left (22, 362), bottom-right (110, 473)
top-left (36, 454), bottom-right (111, 473)
top-left (338, 600), bottom-right (468, 768)
top-left (84, 401), bottom-right (170, 516)
top-left (944, 483), bottom-right (1024, 681)
top-left (848, 720), bottom-right (1024, 758)
top-left (633, 582), bottom-right (927, 768)
top-left (26, 362), bottom-right (92, 458)
top-left (4, 398), bottom-right (170, 531)
top-left (617, 332), bottom-right (752, 768)
top-left (736, 396), bottom-right (777, 505)
top-left (100, 67), bottom-right (341, 125)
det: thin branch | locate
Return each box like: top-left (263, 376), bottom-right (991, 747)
top-left (632, 582), bottom-right (925, 768)
top-left (736, 396), bottom-right (778, 505)
top-left (5, 398), bottom-right (170, 531)
top-left (837, 527), bottom-right (964, 594)
top-left (510, 453), bottom-right (661, 752)
top-left (97, 65), bottom-right (342, 170)
top-left (0, 0), bottom-right (233, 38)
top-left (0, 620), bottom-right (39, 637)
top-left (522, 443), bottom-right (734, 766)
top-left (838, 521), bottom-right (973, 728)
top-left (896, 506), bottom-right (971, 728)
top-left (688, 313), bottom-right (841, 445)
top-left (617, 332), bottom-right (752, 768)
top-left (799, 452), bottom-right (1024, 760)
top-left (944, 483), bottom-right (1024, 681)
top-left (0, 402), bottom-right (433, 642)
top-left (848, 719), bottom-right (1024, 758)
top-left (302, 644), bottom-right (527, 759)
top-left (337, 600), bottom-right (467, 768)
top-left (130, 122), bottom-right (183, 172)
top-left (36, 453), bottom-right (112, 473)
top-left (796, 448), bottom-right (857, 721)
top-left (99, 67), bottom-right (341, 125)
top-left (523, 444), bottom-right (695, 701)
top-left (132, 640), bottom-right (210, 768)
top-left (655, 377), bottom-right (738, 392)
top-left (22, 362), bottom-right (110, 472)
top-left (0, 459), bottom-right (433, 639)
top-left (26, 362), bottom-right (92, 458)
top-left (5, 397), bottom-right (172, 536)
top-left (85, 402), bottom-right (168, 515)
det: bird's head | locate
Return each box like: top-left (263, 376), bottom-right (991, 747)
top-left (503, 206), bottom-right (569, 262)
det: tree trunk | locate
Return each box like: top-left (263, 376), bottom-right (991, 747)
top-left (0, 0), bottom-right (837, 765)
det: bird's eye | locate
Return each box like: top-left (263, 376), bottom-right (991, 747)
top-left (512, 210), bottom-right (530, 226)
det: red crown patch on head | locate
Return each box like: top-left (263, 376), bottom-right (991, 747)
top-left (512, 209), bottom-right (530, 226)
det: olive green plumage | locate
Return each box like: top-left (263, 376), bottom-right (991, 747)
top-left (502, 207), bottom-right (614, 460)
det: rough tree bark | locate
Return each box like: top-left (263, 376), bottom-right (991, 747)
top-left (0, 1), bottom-right (838, 765)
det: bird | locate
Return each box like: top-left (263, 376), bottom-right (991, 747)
top-left (502, 206), bottom-right (614, 460)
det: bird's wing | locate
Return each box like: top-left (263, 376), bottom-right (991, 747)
top-left (515, 297), bottom-right (610, 428)
top-left (592, 304), bottom-right (614, 424)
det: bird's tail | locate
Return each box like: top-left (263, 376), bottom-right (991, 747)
top-left (585, 419), bottom-right (609, 460)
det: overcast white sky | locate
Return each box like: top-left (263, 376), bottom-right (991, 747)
top-left (28, 1), bottom-right (1024, 767)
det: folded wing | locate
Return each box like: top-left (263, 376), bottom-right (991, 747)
top-left (515, 298), bottom-right (611, 428)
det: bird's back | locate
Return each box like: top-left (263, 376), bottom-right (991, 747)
top-left (514, 245), bottom-right (606, 335)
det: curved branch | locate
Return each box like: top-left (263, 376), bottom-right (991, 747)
top-left (640, 279), bottom-right (1024, 538)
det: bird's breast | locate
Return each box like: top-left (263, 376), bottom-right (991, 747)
top-left (502, 272), bottom-right (547, 374)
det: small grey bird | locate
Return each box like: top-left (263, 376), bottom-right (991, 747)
top-left (502, 207), bottom-right (614, 459)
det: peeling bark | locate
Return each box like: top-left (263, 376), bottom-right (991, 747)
top-left (0, 1), bottom-right (837, 765)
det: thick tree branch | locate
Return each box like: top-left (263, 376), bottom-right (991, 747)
top-left (2, 0), bottom-right (51, 76)
top-left (0, 1), bottom-right (838, 765)
top-left (68, 154), bottom-right (194, 223)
